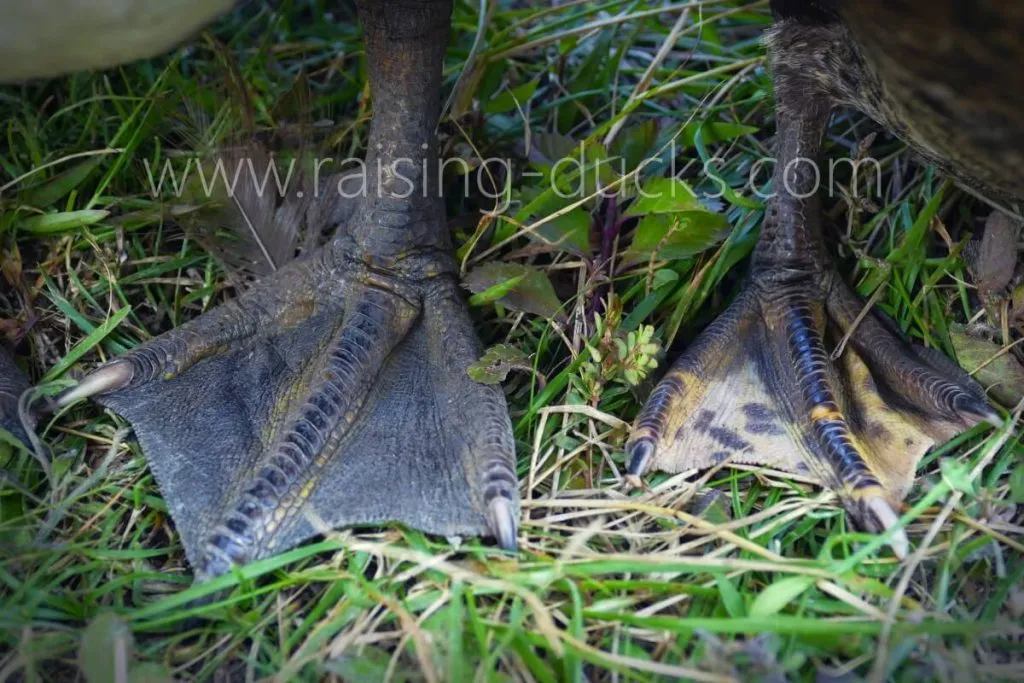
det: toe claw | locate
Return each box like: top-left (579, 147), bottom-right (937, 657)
top-left (626, 438), bottom-right (654, 482)
top-left (865, 496), bottom-right (909, 559)
top-left (979, 409), bottom-right (1004, 430)
top-left (952, 393), bottom-right (1003, 429)
top-left (488, 496), bottom-right (518, 552)
top-left (973, 405), bottom-right (1004, 429)
top-left (55, 360), bottom-right (134, 407)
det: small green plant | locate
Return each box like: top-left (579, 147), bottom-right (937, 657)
top-left (570, 296), bottom-right (660, 406)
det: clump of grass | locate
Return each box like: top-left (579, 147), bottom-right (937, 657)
top-left (1, 1), bottom-right (1022, 680)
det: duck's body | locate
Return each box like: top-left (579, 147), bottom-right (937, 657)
top-left (0, 0), bottom-right (236, 82)
top-left (772, 0), bottom-right (1024, 200)
top-left (1, 0), bottom-right (1020, 568)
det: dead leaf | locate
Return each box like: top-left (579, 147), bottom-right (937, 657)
top-left (467, 344), bottom-right (533, 384)
top-left (2, 245), bottom-right (22, 287)
top-left (950, 324), bottom-right (1024, 407)
top-left (970, 213), bottom-right (1019, 295)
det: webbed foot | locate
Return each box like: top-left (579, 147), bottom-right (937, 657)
top-left (626, 15), bottom-right (1001, 557)
top-left (54, 0), bottom-right (519, 578)
top-left (59, 245), bottom-right (518, 577)
top-left (626, 273), bottom-right (997, 557)
top-left (1, 347), bottom-right (29, 446)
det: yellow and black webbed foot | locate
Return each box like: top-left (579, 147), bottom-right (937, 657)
top-left (57, 246), bottom-right (519, 578)
top-left (628, 8), bottom-right (1008, 557)
top-left (625, 273), bottom-right (998, 557)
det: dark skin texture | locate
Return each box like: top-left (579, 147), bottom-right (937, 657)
top-left (1, 0), bottom-right (1019, 571)
top-left (52, 0), bottom-right (520, 579)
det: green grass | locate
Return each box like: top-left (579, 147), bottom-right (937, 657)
top-left (1, 1), bottom-right (1022, 680)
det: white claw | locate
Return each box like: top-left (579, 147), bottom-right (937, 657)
top-left (866, 496), bottom-right (909, 560)
top-left (980, 409), bottom-right (1004, 429)
top-left (55, 360), bottom-right (134, 407)
top-left (487, 496), bottom-right (519, 552)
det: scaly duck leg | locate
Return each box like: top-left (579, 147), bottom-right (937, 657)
top-left (57, 0), bottom-right (518, 579)
top-left (626, 8), bottom-right (1001, 557)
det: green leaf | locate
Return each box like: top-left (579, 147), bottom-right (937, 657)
top-left (625, 177), bottom-right (705, 217)
top-left (79, 613), bottom-right (135, 683)
top-left (42, 305), bottom-right (132, 382)
top-left (529, 208), bottom-right (591, 256)
top-left (624, 212), bottom-right (729, 262)
top-left (949, 324), bottom-right (1024, 407)
top-left (464, 262), bottom-right (564, 321)
top-left (324, 646), bottom-right (393, 681)
top-left (25, 156), bottom-right (105, 207)
top-left (528, 133), bottom-right (580, 167)
top-left (886, 182), bottom-right (947, 265)
top-left (611, 120), bottom-right (659, 170)
top-left (714, 574), bottom-right (745, 618)
top-left (749, 576), bottom-right (815, 618)
top-left (468, 344), bottom-right (533, 385)
top-left (690, 490), bottom-right (732, 526)
top-left (1010, 463), bottom-right (1024, 504)
top-left (484, 79), bottom-right (540, 114)
top-left (940, 459), bottom-right (977, 496)
top-left (679, 120), bottom-right (759, 149)
top-left (464, 271), bottom-right (525, 306)
top-left (0, 427), bottom-right (29, 457)
top-left (651, 268), bottom-right (679, 290)
top-left (20, 209), bottom-right (109, 235)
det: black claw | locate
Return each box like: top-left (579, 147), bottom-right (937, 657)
top-left (953, 393), bottom-right (1002, 428)
top-left (206, 533), bottom-right (249, 568)
top-left (198, 551), bottom-right (235, 580)
top-left (626, 438), bottom-right (654, 477)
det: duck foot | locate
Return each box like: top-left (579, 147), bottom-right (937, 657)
top-left (58, 242), bottom-right (519, 578)
top-left (628, 10), bottom-right (999, 557)
top-left (0, 347), bottom-right (29, 446)
top-left (626, 272), bottom-right (998, 557)
top-left (54, 0), bottom-right (518, 579)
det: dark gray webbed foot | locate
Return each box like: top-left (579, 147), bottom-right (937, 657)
top-left (58, 243), bottom-right (518, 578)
top-left (1, 346), bottom-right (30, 446)
top-left (53, 0), bottom-right (519, 578)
